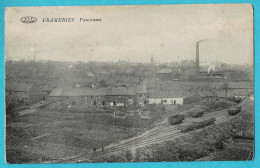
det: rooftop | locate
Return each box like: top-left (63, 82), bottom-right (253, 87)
top-left (6, 82), bottom-right (34, 92)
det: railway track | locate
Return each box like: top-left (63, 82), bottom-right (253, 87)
top-left (58, 108), bottom-right (236, 163)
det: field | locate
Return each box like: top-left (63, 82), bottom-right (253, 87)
top-left (6, 106), bottom-right (165, 163)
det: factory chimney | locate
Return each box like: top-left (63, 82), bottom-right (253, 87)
top-left (195, 40), bottom-right (207, 76)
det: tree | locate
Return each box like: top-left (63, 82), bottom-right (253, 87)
top-left (99, 79), bottom-right (108, 87)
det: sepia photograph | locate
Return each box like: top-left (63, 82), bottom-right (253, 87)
top-left (5, 4), bottom-right (254, 163)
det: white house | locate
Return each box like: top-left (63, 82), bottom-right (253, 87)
top-left (147, 91), bottom-right (184, 105)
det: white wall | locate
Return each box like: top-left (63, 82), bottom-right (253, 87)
top-left (148, 97), bottom-right (183, 105)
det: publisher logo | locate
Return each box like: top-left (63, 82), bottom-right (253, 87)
top-left (20, 16), bottom-right (37, 24)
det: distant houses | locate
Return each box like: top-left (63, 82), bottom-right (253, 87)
top-left (6, 82), bottom-right (44, 110)
top-left (5, 76), bottom-right (254, 112)
top-left (156, 69), bottom-right (173, 81)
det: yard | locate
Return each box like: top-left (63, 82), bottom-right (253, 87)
top-left (6, 105), bottom-right (165, 163)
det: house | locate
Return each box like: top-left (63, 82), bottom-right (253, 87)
top-left (147, 90), bottom-right (184, 105)
top-left (156, 69), bottom-right (173, 81)
top-left (48, 79), bottom-right (148, 108)
top-left (222, 81), bottom-right (253, 98)
top-left (42, 82), bottom-right (56, 100)
top-left (105, 87), bottom-right (134, 107)
top-left (6, 82), bottom-right (44, 109)
top-left (135, 79), bottom-right (148, 106)
top-left (48, 87), bottom-right (106, 107)
top-left (228, 89), bottom-right (253, 98)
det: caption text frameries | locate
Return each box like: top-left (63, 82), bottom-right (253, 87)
top-left (42, 18), bottom-right (102, 22)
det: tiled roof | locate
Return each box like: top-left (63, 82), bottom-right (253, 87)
top-left (49, 78), bottom-right (148, 97)
top-left (148, 90), bottom-right (189, 98)
top-left (227, 81), bottom-right (253, 89)
top-left (126, 86), bottom-right (136, 95)
top-left (106, 87), bottom-right (127, 95)
top-left (50, 86), bottom-right (138, 97)
top-left (228, 88), bottom-right (253, 96)
top-left (136, 79), bottom-right (147, 94)
top-left (50, 88), bottom-right (106, 97)
top-left (43, 82), bottom-right (56, 91)
top-left (6, 82), bottom-right (34, 92)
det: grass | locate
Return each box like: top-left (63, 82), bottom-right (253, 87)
top-left (91, 98), bottom-right (254, 162)
top-left (6, 105), bottom-right (165, 163)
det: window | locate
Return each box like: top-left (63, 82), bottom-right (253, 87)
top-left (94, 100), bottom-right (96, 106)
top-left (140, 94), bottom-right (142, 98)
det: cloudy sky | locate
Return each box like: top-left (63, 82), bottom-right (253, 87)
top-left (5, 4), bottom-right (253, 64)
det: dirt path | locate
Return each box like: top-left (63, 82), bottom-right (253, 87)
top-left (18, 101), bottom-right (46, 117)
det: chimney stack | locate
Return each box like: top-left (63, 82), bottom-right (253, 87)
top-left (195, 40), bottom-right (207, 76)
top-left (195, 41), bottom-right (200, 76)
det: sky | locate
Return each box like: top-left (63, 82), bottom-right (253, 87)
top-left (5, 4), bottom-right (253, 65)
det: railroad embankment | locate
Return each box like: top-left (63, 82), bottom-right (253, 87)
top-left (91, 98), bottom-right (254, 162)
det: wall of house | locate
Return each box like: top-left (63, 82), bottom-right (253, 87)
top-left (147, 98), bottom-right (161, 104)
top-left (28, 85), bottom-right (44, 104)
top-left (6, 90), bottom-right (30, 106)
top-left (48, 94), bottom-right (142, 108)
top-left (104, 95), bottom-right (136, 107)
top-left (43, 90), bottom-right (52, 100)
top-left (136, 93), bottom-right (147, 106)
top-left (56, 95), bottom-right (106, 107)
top-left (147, 97), bottom-right (183, 105)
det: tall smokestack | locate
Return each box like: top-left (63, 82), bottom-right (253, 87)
top-left (195, 39), bottom-right (207, 76)
top-left (195, 41), bottom-right (200, 76)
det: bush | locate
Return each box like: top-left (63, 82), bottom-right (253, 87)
top-left (228, 97), bottom-right (242, 103)
top-left (203, 101), bottom-right (231, 112)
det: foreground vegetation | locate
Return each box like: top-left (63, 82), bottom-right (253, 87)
top-left (6, 105), bottom-right (166, 163)
top-left (92, 98), bottom-right (254, 162)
